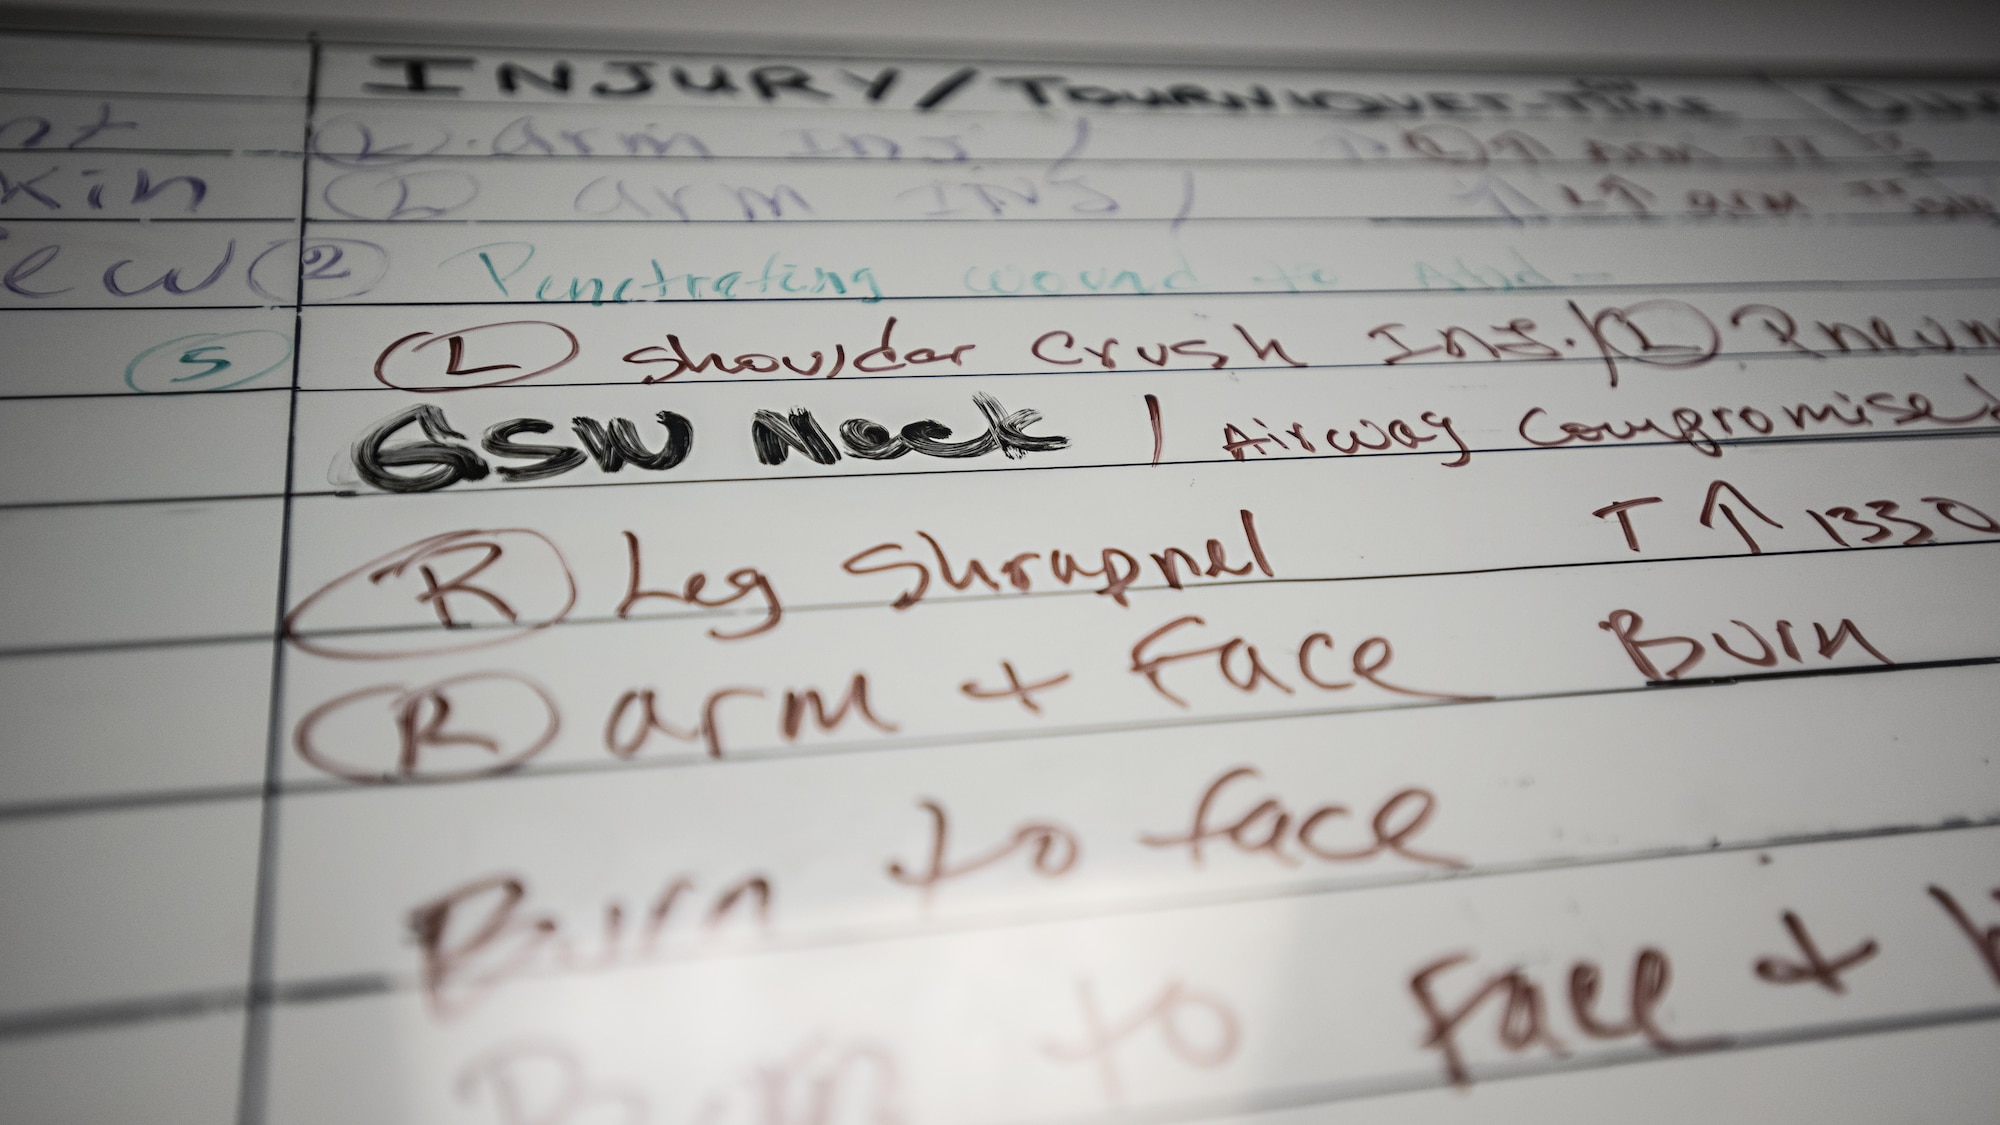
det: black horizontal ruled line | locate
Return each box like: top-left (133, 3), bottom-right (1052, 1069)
top-left (0, 986), bottom-right (251, 1038)
top-left (2, 274), bottom-right (1998, 316)
top-left (0, 147), bottom-right (299, 157)
top-left (0, 490), bottom-right (291, 511)
top-left (286, 342), bottom-right (2000, 395)
top-left (0, 215), bottom-right (299, 223)
top-left (296, 211), bottom-right (1998, 228)
top-left (0, 780), bottom-right (270, 819)
top-left (1649, 653), bottom-right (2000, 688)
top-left (4, 652), bottom-right (1998, 821)
top-left (5, 144), bottom-right (1969, 169)
top-left (247, 273), bottom-right (2000, 310)
top-left (0, 305), bottom-right (284, 313)
top-left (0, 23), bottom-right (311, 49)
top-left (287, 424), bottom-right (2000, 507)
top-left (268, 152), bottom-right (2000, 171)
top-left (0, 973), bottom-right (392, 1039)
top-left (0, 84), bottom-right (307, 104)
top-left (278, 537), bottom-right (2000, 649)
top-left (266, 972), bottom-right (397, 1006)
top-left (270, 655), bottom-right (2000, 798)
top-left (7, 337), bottom-right (1998, 401)
top-left (0, 385), bottom-right (294, 403)
top-left (1, 423), bottom-right (1997, 514)
top-left (0, 815), bottom-right (1994, 1042)
top-left (0, 628), bottom-right (276, 660)
top-left (1, 516), bottom-right (1996, 665)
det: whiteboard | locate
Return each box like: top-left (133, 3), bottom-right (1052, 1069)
top-left (0, 22), bottom-right (1998, 1125)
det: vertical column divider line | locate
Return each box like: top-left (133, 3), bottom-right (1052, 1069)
top-left (236, 31), bottom-right (321, 1125)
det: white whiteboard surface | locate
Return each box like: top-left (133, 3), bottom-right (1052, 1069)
top-left (0, 21), bottom-right (1998, 1125)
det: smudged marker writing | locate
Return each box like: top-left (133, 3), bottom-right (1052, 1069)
top-left (621, 315), bottom-right (973, 381)
top-left (285, 528), bottom-right (577, 659)
top-left (247, 236), bottom-right (390, 303)
top-left (842, 510), bottom-right (1269, 611)
top-left (1043, 978), bottom-right (1240, 1104)
top-left (293, 671), bottom-right (560, 784)
top-left (959, 661), bottom-right (1070, 713)
top-left (374, 319), bottom-right (580, 391)
top-left (1754, 911), bottom-right (1879, 994)
top-left (886, 798), bottom-right (1078, 904)
top-left (125, 330), bottom-right (292, 393)
top-left (412, 868), bottom-right (773, 1016)
top-left (1410, 946), bottom-right (1721, 1088)
top-left (753, 391), bottom-right (1068, 466)
top-left (1140, 765), bottom-right (1463, 869)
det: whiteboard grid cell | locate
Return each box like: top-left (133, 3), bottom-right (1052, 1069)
top-left (0, 25), bottom-right (1996, 1125)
